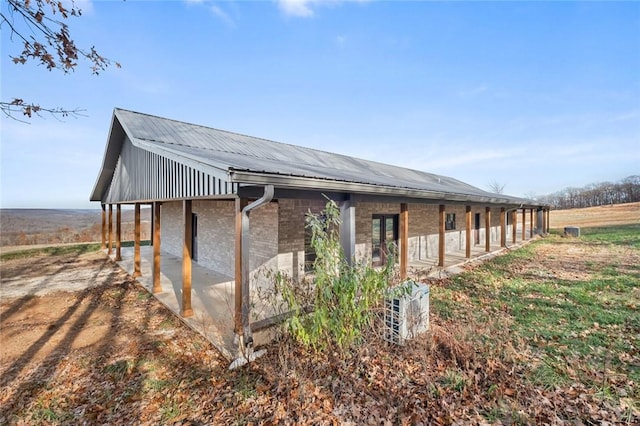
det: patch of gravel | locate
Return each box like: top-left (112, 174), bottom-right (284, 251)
top-left (0, 251), bottom-right (127, 299)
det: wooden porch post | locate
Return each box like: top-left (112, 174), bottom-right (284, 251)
top-left (438, 204), bottom-right (445, 267)
top-left (399, 203), bottom-right (408, 279)
top-left (465, 206), bottom-right (471, 258)
top-left (133, 203), bottom-right (141, 278)
top-left (530, 209), bottom-right (534, 239)
top-left (115, 204), bottom-right (122, 261)
top-left (235, 198), bottom-right (248, 335)
top-left (485, 207), bottom-right (491, 252)
top-left (500, 207), bottom-right (506, 247)
top-left (547, 209), bottom-right (551, 233)
top-left (108, 204), bottom-right (113, 255)
top-left (522, 209), bottom-right (526, 240)
top-left (101, 204), bottom-right (106, 249)
top-left (182, 200), bottom-right (193, 317)
top-left (541, 208), bottom-right (547, 235)
top-left (152, 202), bottom-right (162, 294)
top-left (511, 209), bottom-right (517, 244)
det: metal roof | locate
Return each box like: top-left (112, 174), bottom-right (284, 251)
top-left (91, 108), bottom-right (536, 206)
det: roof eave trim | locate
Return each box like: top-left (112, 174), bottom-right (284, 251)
top-left (230, 170), bottom-right (525, 206)
top-left (89, 110), bottom-right (123, 202)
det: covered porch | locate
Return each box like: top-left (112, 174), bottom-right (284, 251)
top-left (110, 245), bottom-right (238, 359)
top-left (106, 228), bottom-right (537, 362)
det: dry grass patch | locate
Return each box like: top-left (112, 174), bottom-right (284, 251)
top-left (550, 201), bottom-right (640, 229)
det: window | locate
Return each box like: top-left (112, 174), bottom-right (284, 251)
top-left (445, 213), bottom-right (456, 230)
top-left (372, 214), bottom-right (398, 266)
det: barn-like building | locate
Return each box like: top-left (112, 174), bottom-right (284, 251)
top-left (91, 108), bottom-right (549, 358)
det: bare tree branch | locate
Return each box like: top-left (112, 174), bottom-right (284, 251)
top-left (0, 0), bottom-right (120, 120)
top-left (488, 180), bottom-right (506, 195)
top-left (1, 99), bottom-right (86, 123)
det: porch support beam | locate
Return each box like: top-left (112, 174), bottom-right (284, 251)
top-left (108, 204), bottom-right (113, 255)
top-left (485, 207), bottom-right (491, 252)
top-left (399, 203), bottom-right (409, 279)
top-left (182, 200), bottom-right (193, 317)
top-left (234, 198), bottom-right (248, 335)
top-left (115, 205), bottom-right (122, 261)
top-left (547, 209), bottom-right (551, 233)
top-left (536, 208), bottom-right (544, 235)
top-left (134, 203), bottom-right (141, 278)
top-left (529, 208), bottom-right (534, 239)
top-left (101, 204), bottom-right (106, 249)
top-left (152, 202), bottom-right (162, 294)
top-left (340, 196), bottom-right (356, 266)
top-left (500, 207), bottom-right (506, 247)
top-left (465, 206), bottom-right (471, 258)
top-left (522, 209), bottom-right (526, 240)
top-left (511, 209), bottom-right (517, 244)
top-left (438, 204), bottom-right (445, 267)
top-left (542, 208), bottom-right (547, 235)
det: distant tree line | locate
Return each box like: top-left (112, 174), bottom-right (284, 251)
top-left (536, 175), bottom-right (640, 210)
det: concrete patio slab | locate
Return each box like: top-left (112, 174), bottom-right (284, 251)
top-left (111, 246), bottom-right (237, 360)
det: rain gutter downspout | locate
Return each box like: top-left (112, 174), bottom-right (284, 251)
top-left (239, 184), bottom-right (274, 354)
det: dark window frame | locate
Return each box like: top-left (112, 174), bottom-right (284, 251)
top-left (445, 213), bottom-right (456, 230)
top-left (372, 213), bottom-right (399, 267)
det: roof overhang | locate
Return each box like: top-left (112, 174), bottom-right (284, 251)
top-left (230, 169), bottom-right (536, 208)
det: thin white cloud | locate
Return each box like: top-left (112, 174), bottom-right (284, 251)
top-left (278, 0), bottom-right (315, 17)
top-left (277, 0), bottom-right (368, 18)
top-left (335, 35), bottom-right (346, 47)
top-left (210, 4), bottom-right (235, 27)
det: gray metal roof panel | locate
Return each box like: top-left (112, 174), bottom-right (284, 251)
top-left (106, 108), bottom-right (531, 205)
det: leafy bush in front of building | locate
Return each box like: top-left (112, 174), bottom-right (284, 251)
top-left (275, 199), bottom-right (395, 352)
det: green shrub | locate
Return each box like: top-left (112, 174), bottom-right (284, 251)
top-left (276, 199), bottom-right (394, 352)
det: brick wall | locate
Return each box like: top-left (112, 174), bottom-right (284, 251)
top-left (160, 199), bottom-right (278, 278)
top-left (276, 199), bottom-right (326, 281)
top-left (355, 202), bottom-right (401, 263)
top-left (159, 201), bottom-right (183, 261)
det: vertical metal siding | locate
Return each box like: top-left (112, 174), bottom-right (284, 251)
top-left (103, 137), bottom-right (235, 203)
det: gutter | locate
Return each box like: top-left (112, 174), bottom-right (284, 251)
top-left (235, 184), bottom-right (274, 363)
top-left (230, 169), bottom-right (539, 208)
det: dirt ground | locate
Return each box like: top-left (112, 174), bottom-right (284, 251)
top-left (0, 252), bottom-right (130, 363)
top-left (1, 251), bottom-right (225, 424)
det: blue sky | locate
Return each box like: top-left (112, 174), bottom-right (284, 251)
top-left (1, 0), bottom-right (639, 208)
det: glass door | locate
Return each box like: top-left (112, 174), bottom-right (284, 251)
top-left (372, 214), bottom-right (398, 266)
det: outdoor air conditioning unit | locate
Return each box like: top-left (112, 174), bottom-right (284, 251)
top-left (384, 281), bottom-right (430, 345)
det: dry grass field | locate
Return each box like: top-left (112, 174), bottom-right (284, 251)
top-left (550, 201), bottom-right (640, 230)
